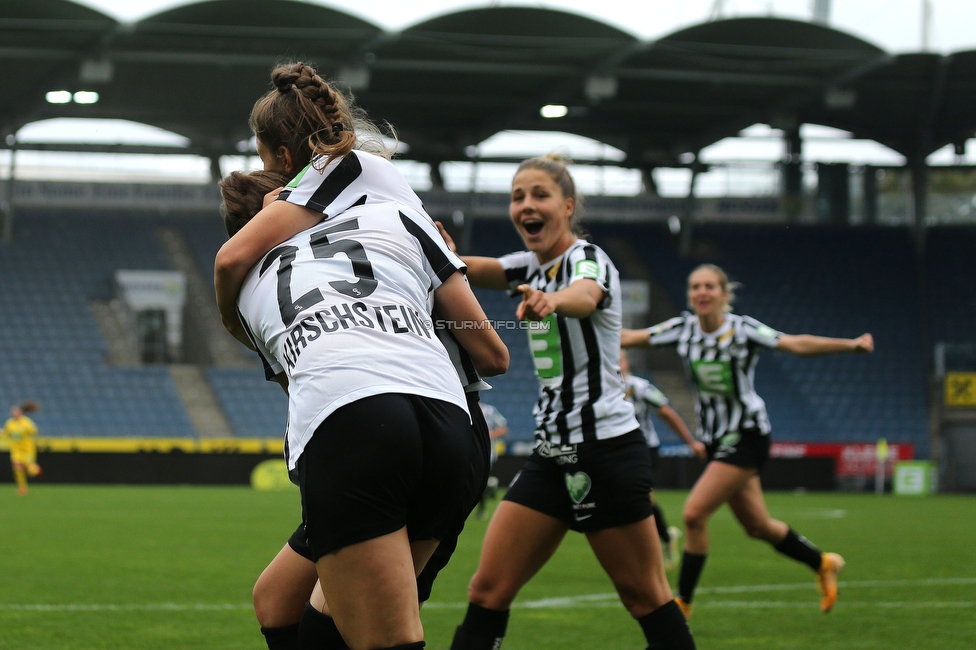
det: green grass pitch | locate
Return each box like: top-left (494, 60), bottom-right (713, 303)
top-left (1, 485), bottom-right (973, 649)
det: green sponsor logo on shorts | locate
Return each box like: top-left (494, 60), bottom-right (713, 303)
top-left (574, 259), bottom-right (600, 281)
top-left (565, 471), bottom-right (592, 504)
top-left (527, 314), bottom-right (562, 383)
top-left (720, 432), bottom-right (741, 448)
top-left (691, 359), bottom-right (734, 396)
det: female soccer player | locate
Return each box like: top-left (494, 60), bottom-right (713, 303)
top-left (220, 168), bottom-right (501, 650)
top-left (2, 401), bottom-right (42, 496)
top-left (439, 154), bottom-right (695, 650)
top-left (619, 350), bottom-right (705, 569)
top-left (215, 63), bottom-right (508, 650)
top-left (621, 263), bottom-right (874, 616)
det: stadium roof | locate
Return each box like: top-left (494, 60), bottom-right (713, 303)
top-left (2, 0), bottom-right (975, 170)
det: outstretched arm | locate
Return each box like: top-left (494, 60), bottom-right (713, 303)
top-left (516, 280), bottom-right (604, 321)
top-left (777, 333), bottom-right (874, 357)
top-left (657, 404), bottom-right (706, 460)
top-left (620, 328), bottom-right (651, 348)
top-left (214, 201), bottom-right (322, 343)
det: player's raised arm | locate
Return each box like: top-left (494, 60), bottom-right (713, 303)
top-left (777, 332), bottom-right (874, 357)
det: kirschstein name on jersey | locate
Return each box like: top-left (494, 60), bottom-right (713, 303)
top-left (498, 240), bottom-right (638, 445)
top-left (281, 300), bottom-right (434, 370)
top-left (648, 312), bottom-right (782, 444)
top-left (237, 201), bottom-right (469, 471)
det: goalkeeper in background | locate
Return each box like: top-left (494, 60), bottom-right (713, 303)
top-left (2, 401), bottom-right (42, 496)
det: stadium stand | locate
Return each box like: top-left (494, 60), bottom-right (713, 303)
top-left (0, 210), bottom-right (195, 436)
top-left (463, 218), bottom-right (934, 453)
top-left (0, 207), bottom-right (952, 456)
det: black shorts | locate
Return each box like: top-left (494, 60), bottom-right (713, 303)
top-left (648, 445), bottom-right (660, 473)
top-left (503, 430), bottom-right (654, 533)
top-left (707, 428), bottom-right (770, 472)
top-left (298, 393), bottom-right (486, 561)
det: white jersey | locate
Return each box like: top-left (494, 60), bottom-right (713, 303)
top-left (238, 200), bottom-right (469, 471)
top-left (281, 149), bottom-right (490, 392)
top-left (622, 374), bottom-right (668, 448)
top-left (647, 312), bottom-right (781, 444)
top-left (279, 149), bottom-right (426, 218)
top-left (499, 240), bottom-right (638, 445)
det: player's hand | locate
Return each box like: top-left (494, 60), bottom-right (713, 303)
top-left (515, 284), bottom-right (555, 321)
top-left (690, 440), bottom-right (707, 460)
top-left (852, 333), bottom-right (874, 353)
top-left (435, 221), bottom-right (457, 253)
top-left (263, 187), bottom-right (283, 208)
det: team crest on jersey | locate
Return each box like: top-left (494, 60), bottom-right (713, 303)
top-left (565, 471), bottom-right (592, 504)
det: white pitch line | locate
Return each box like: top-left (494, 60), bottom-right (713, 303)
top-left (4, 577), bottom-right (975, 613)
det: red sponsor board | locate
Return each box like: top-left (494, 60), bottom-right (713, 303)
top-left (770, 443), bottom-right (914, 477)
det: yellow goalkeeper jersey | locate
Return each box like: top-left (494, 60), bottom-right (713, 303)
top-left (2, 416), bottom-right (38, 454)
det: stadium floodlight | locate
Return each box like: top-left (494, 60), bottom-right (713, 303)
top-left (540, 104), bottom-right (568, 119)
top-left (73, 91), bottom-right (100, 105)
top-left (46, 90), bottom-right (72, 104)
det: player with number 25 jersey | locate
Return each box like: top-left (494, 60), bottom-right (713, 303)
top-left (237, 201), bottom-right (469, 473)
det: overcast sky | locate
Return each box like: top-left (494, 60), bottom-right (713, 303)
top-left (7, 0), bottom-right (975, 190)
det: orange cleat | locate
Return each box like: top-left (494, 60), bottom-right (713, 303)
top-left (675, 596), bottom-right (692, 619)
top-left (817, 552), bottom-right (846, 612)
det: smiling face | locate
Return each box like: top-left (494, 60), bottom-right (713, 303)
top-left (509, 168), bottom-right (576, 263)
top-left (687, 267), bottom-right (729, 318)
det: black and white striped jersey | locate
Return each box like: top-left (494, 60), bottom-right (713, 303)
top-left (498, 240), bottom-right (638, 445)
top-left (237, 200), bottom-right (469, 472)
top-left (622, 374), bottom-right (668, 448)
top-left (279, 149), bottom-right (425, 219)
top-left (647, 312), bottom-right (782, 443)
top-left (281, 147), bottom-right (489, 395)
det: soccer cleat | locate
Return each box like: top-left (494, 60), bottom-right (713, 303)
top-left (674, 597), bottom-right (692, 620)
top-left (817, 552), bottom-right (845, 612)
top-left (664, 526), bottom-right (682, 571)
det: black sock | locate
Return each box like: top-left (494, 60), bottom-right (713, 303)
top-left (652, 503), bottom-right (670, 542)
top-left (260, 624), bottom-right (300, 650)
top-left (450, 603), bottom-right (510, 650)
top-left (298, 602), bottom-right (347, 650)
top-left (377, 644), bottom-right (425, 650)
top-left (639, 601), bottom-right (696, 650)
top-left (773, 528), bottom-right (822, 571)
top-left (677, 552), bottom-right (707, 604)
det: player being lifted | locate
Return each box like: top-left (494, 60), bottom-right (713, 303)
top-left (215, 62), bottom-right (508, 650)
top-left (621, 263), bottom-right (873, 616)
top-left (619, 350), bottom-right (705, 569)
top-left (220, 167), bottom-right (503, 650)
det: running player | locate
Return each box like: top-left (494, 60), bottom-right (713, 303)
top-left (439, 154), bottom-right (695, 650)
top-left (619, 350), bottom-right (705, 569)
top-left (216, 63), bottom-right (508, 650)
top-left (2, 401), bottom-right (42, 496)
top-left (220, 168), bottom-right (500, 650)
top-left (621, 263), bottom-right (873, 616)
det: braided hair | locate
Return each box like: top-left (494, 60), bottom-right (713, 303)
top-left (249, 62), bottom-right (391, 172)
